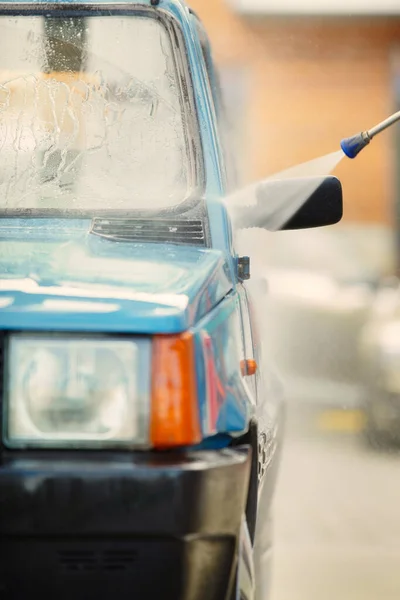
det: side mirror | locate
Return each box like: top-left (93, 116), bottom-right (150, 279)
top-left (279, 176), bottom-right (343, 230)
top-left (230, 176), bottom-right (343, 232)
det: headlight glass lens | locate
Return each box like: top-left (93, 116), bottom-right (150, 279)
top-left (5, 335), bottom-right (147, 448)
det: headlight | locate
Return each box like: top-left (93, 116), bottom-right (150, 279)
top-left (5, 334), bottom-right (150, 448)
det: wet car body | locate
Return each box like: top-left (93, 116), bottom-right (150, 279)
top-left (0, 2), bottom-right (284, 599)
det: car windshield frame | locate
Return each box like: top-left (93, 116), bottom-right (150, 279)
top-left (0, 3), bottom-right (205, 219)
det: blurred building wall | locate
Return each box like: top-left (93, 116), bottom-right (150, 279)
top-left (189, 0), bottom-right (400, 224)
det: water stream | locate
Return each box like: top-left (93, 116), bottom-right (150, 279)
top-left (226, 149), bottom-right (346, 336)
top-left (226, 150), bottom-right (345, 233)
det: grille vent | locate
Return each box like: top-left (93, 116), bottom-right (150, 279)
top-left (90, 218), bottom-right (206, 246)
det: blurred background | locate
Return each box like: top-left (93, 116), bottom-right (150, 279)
top-left (189, 1), bottom-right (400, 599)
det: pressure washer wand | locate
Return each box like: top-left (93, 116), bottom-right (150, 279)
top-left (340, 110), bottom-right (400, 159)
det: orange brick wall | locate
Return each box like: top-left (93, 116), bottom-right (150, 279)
top-left (189, 0), bottom-right (400, 224)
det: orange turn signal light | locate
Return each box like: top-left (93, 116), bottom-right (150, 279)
top-left (150, 333), bottom-right (202, 449)
top-left (240, 359), bottom-right (258, 377)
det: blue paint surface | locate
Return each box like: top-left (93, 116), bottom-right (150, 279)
top-left (193, 294), bottom-right (252, 437)
top-left (0, 222), bottom-right (232, 333)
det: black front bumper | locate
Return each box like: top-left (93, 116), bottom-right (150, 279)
top-left (0, 447), bottom-right (251, 600)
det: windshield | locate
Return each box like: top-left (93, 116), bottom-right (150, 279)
top-left (0, 11), bottom-right (198, 213)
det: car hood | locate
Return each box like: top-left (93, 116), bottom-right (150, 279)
top-left (0, 232), bottom-right (232, 333)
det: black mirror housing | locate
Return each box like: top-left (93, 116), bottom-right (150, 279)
top-left (231, 175), bottom-right (343, 232)
top-left (280, 176), bottom-right (343, 231)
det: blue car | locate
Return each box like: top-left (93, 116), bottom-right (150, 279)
top-left (0, 2), bottom-right (343, 599)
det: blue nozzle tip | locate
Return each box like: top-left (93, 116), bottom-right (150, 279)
top-left (340, 133), bottom-right (370, 159)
